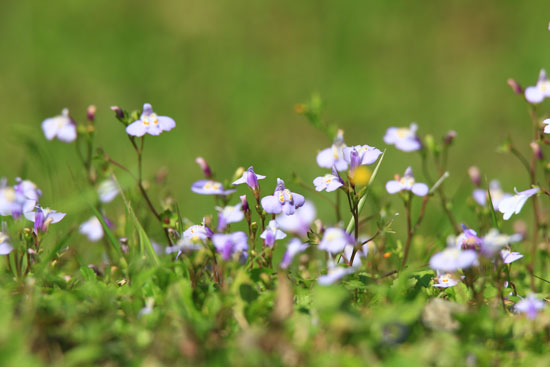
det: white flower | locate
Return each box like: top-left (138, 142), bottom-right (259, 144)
top-left (79, 217), bottom-right (104, 242)
top-left (498, 188), bottom-right (539, 220)
top-left (42, 108), bottom-right (77, 143)
top-left (98, 179), bottom-right (120, 203)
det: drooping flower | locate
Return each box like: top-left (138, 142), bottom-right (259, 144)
top-left (498, 188), bottom-right (540, 220)
top-left (212, 232), bottom-right (248, 261)
top-left (433, 272), bottom-right (463, 288)
top-left (24, 206), bottom-right (66, 233)
top-left (126, 103), bottom-right (176, 137)
top-left (472, 180), bottom-right (512, 211)
top-left (386, 167), bottom-right (429, 196)
top-left (429, 247), bottom-right (478, 272)
top-left (543, 119), bottom-right (550, 134)
top-left (216, 203), bottom-right (244, 231)
top-left (515, 294), bottom-right (545, 320)
top-left (383, 123), bottom-right (421, 152)
top-left (313, 168), bottom-right (344, 192)
top-left (280, 239), bottom-right (309, 269)
top-left (480, 229), bottom-right (522, 257)
top-left (343, 144), bottom-right (382, 170)
top-left (501, 249), bottom-right (523, 264)
top-left (183, 223), bottom-right (213, 242)
top-left (260, 220), bottom-right (286, 247)
top-left (79, 217), bottom-right (104, 242)
top-left (316, 130), bottom-right (348, 171)
top-left (232, 166), bottom-right (266, 190)
top-left (318, 227), bottom-right (354, 254)
top-left (0, 231), bottom-right (13, 255)
top-left (524, 70), bottom-right (550, 104)
top-left (276, 201), bottom-right (316, 236)
top-left (261, 178), bottom-right (305, 215)
top-left (318, 263), bottom-right (355, 285)
top-left (42, 108), bottom-right (77, 143)
top-left (98, 179), bottom-right (120, 203)
top-left (191, 180), bottom-right (236, 196)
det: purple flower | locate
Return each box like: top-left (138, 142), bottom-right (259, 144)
top-left (98, 179), bottom-right (120, 203)
top-left (385, 167), bottom-right (429, 196)
top-left (313, 170), bottom-right (344, 192)
top-left (276, 201), bottom-right (316, 236)
top-left (195, 157), bottom-right (213, 179)
top-left (318, 228), bottom-right (354, 254)
top-left (343, 145), bottom-right (383, 170)
top-left (126, 103), bottom-right (176, 137)
top-left (498, 187), bottom-right (540, 220)
top-left (42, 108), bottom-right (77, 143)
top-left (472, 180), bottom-right (512, 211)
top-left (183, 223), bottom-right (213, 242)
top-left (316, 130), bottom-right (348, 171)
top-left (24, 206), bottom-right (66, 233)
top-left (501, 249), bottom-right (523, 264)
top-left (524, 70), bottom-right (550, 104)
top-left (429, 248), bottom-right (478, 272)
top-left (191, 180), bottom-right (236, 196)
top-left (0, 231), bottom-right (13, 255)
top-left (212, 232), bottom-right (248, 261)
top-left (79, 217), bottom-right (104, 242)
top-left (260, 220), bottom-right (286, 247)
top-left (216, 203), bottom-right (244, 231)
top-left (0, 183), bottom-right (36, 219)
top-left (261, 178), bottom-right (305, 215)
top-left (456, 224), bottom-right (482, 250)
top-left (515, 294), bottom-right (545, 320)
top-left (544, 119), bottom-right (550, 134)
top-left (383, 123), bottom-right (421, 152)
top-left (232, 166), bottom-right (266, 189)
top-left (280, 239), bottom-right (308, 269)
top-left (318, 264), bottom-right (355, 285)
top-left (433, 272), bottom-right (462, 288)
top-left (14, 178), bottom-right (41, 202)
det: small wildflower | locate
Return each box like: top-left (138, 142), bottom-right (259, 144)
top-left (343, 144), bottom-right (383, 169)
top-left (191, 180), bottom-right (236, 196)
top-left (429, 247), bottom-right (478, 272)
top-left (261, 178), bottom-right (305, 215)
top-left (42, 108), bottom-right (77, 143)
top-left (126, 103), bottom-right (176, 137)
top-left (24, 206), bottom-right (66, 233)
top-left (216, 203), bottom-right (244, 231)
top-left (232, 166), bottom-right (266, 190)
top-left (455, 225), bottom-right (482, 250)
top-left (386, 167), bottom-right (429, 196)
top-left (501, 249), bottom-right (523, 264)
top-left (0, 183), bottom-right (36, 219)
top-left (14, 178), bottom-right (41, 201)
top-left (498, 187), bottom-right (539, 220)
top-left (480, 229), bottom-right (522, 257)
top-left (79, 217), bottom-right (104, 242)
top-left (0, 231), bottom-right (13, 255)
top-left (318, 227), bottom-right (354, 254)
top-left (280, 239), bottom-right (308, 269)
top-left (98, 179), bottom-right (120, 203)
top-left (212, 232), bottom-right (248, 261)
top-left (433, 272), bottom-right (463, 288)
top-left (183, 223), bottom-right (213, 242)
top-left (515, 294), bottom-right (545, 320)
top-left (316, 130), bottom-right (348, 171)
top-left (339, 243), bottom-right (368, 267)
top-left (383, 123), bottom-right (421, 152)
top-left (318, 264), bottom-right (355, 285)
top-left (524, 69), bottom-right (550, 104)
top-left (472, 180), bottom-right (512, 211)
top-left (276, 201), bottom-right (316, 236)
top-left (165, 237), bottom-right (201, 255)
top-left (313, 169), bottom-right (344, 192)
top-left (260, 220), bottom-right (286, 247)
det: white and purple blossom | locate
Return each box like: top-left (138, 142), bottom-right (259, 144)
top-left (191, 180), bottom-right (236, 196)
top-left (98, 179), bottom-right (120, 203)
top-left (455, 224), bottom-right (482, 250)
top-left (165, 237), bottom-right (201, 255)
top-left (126, 103), bottom-right (176, 137)
top-left (183, 223), bottom-right (213, 242)
top-left (313, 169), bottom-right (344, 192)
top-left (0, 183), bottom-right (36, 219)
top-left (14, 178), bottom-right (41, 202)
top-left (212, 232), bottom-right (248, 261)
top-left (472, 180), bottom-right (512, 211)
top-left (429, 247), bottom-right (478, 272)
top-left (524, 69), bottom-right (550, 104)
top-left (515, 294), bottom-right (545, 320)
top-left (280, 239), bottom-right (308, 269)
top-left (24, 206), bottom-right (66, 233)
top-left (318, 227), bottom-right (354, 254)
top-left (216, 203), bottom-right (244, 231)
top-left (276, 201), bottom-right (316, 236)
top-left (383, 123), bottom-right (421, 152)
top-left (79, 217), bottom-right (104, 242)
top-left (232, 166), bottom-right (266, 190)
top-left (385, 167), bottom-right (429, 196)
top-left (0, 231), bottom-right (13, 255)
top-left (343, 145), bottom-right (382, 171)
top-left (260, 220), bottom-right (286, 247)
top-left (480, 229), bottom-right (522, 257)
top-left (261, 178), bottom-right (305, 215)
top-left (42, 108), bottom-right (77, 143)
top-left (501, 249), bottom-right (523, 264)
top-left (318, 265), bottom-right (355, 285)
top-left (316, 130), bottom-right (348, 171)
top-left (432, 272), bottom-right (463, 288)
top-left (498, 187), bottom-right (540, 220)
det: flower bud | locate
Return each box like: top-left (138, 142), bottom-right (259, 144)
top-left (530, 141), bottom-right (543, 160)
top-left (195, 157), bottom-right (212, 179)
top-left (110, 106), bottom-right (124, 119)
top-left (444, 130), bottom-right (457, 146)
top-left (506, 78), bottom-right (523, 95)
top-left (87, 105), bottom-right (96, 122)
top-left (468, 166), bottom-right (481, 187)
top-left (424, 134), bottom-right (436, 153)
top-left (240, 195), bottom-right (249, 213)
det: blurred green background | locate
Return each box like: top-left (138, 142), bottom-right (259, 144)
top-left (2, 0), bottom-right (550, 238)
